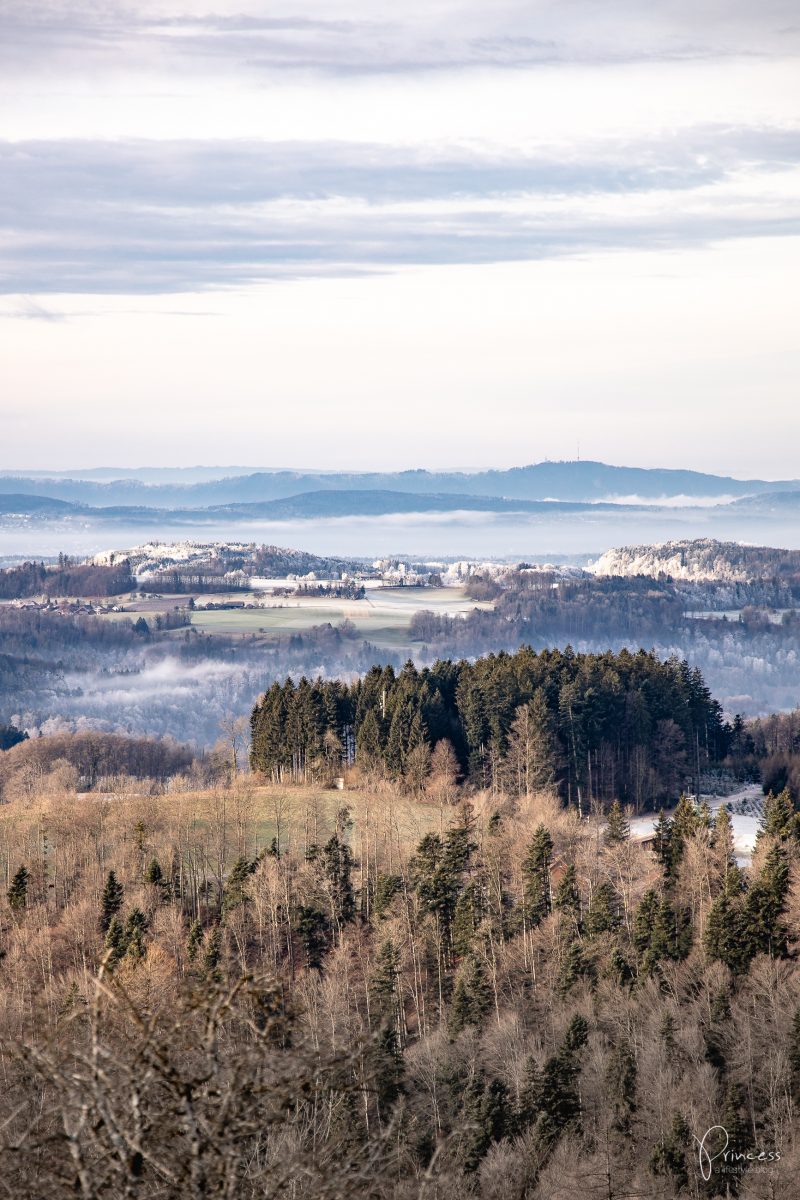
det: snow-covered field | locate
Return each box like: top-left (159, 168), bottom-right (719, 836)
top-left (628, 784), bottom-right (764, 863)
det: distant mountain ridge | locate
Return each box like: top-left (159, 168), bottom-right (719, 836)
top-left (0, 460), bottom-right (796, 509)
top-left (0, 489), bottom-right (655, 525)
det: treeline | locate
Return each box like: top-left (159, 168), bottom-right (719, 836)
top-left (414, 575), bottom-right (685, 649)
top-left (418, 571), bottom-right (800, 659)
top-left (0, 773), bottom-right (798, 1196)
top-left (0, 604), bottom-right (188, 659)
top-left (0, 730), bottom-right (195, 797)
top-left (251, 647), bottom-right (730, 810)
top-left (0, 557), bottom-right (134, 599)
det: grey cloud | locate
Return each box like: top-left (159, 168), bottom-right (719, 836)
top-left (0, 129), bottom-right (798, 293)
top-left (2, 127), bottom-right (798, 211)
top-left (1, 1), bottom-right (799, 77)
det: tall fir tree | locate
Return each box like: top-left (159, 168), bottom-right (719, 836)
top-left (100, 870), bottom-right (123, 934)
top-left (521, 824), bottom-right (553, 928)
top-left (605, 799), bottom-right (630, 845)
top-left (7, 865), bottom-right (29, 912)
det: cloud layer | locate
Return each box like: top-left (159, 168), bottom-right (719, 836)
top-left (2, 1), bottom-right (799, 75)
top-left (2, 128), bottom-right (798, 292)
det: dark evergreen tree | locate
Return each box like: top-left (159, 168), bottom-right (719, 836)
top-left (202, 924), bottom-right (223, 983)
top-left (124, 908), bottom-right (148, 961)
top-left (144, 858), bottom-right (163, 887)
top-left (103, 916), bottom-right (126, 969)
top-left (650, 1112), bottom-right (690, 1192)
top-left (558, 936), bottom-right (592, 995)
top-left (669, 794), bottom-right (699, 875)
top-left (607, 1042), bottom-right (637, 1134)
top-left (760, 788), bottom-right (797, 842)
top-left (223, 856), bottom-right (256, 914)
top-left (704, 867), bottom-right (749, 973)
top-left (100, 870), bottom-right (123, 934)
top-left (653, 810), bottom-right (672, 875)
top-left (518, 1055), bottom-right (542, 1130)
top-left (521, 825), bottom-right (553, 929)
top-left (450, 956), bottom-right (492, 1035)
top-left (7, 865), bottom-right (29, 912)
top-left (320, 832), bottom-right (355, 933)
top-left (295, 904), bottom-right (329, 970)
top-left (585, 881), bottom-right (620, 938)
top-left (634, 889), bottom-right (660, 957)
top-left (186, 919), bottom-right (204, 964)
top-left (553, 863), bottom-right (581, 928)
top-left (372, 872), bottom-right (401, 919)
top-left (743, 844), bottom-right (790, 961)
top-left (452, 883), bottom-right (482, 957)
top-left (537, 1014), bottom-right (589, 1145)
top-left (605, 799), bottom-right (630, 845)
top-left (462, 1072), bottom-right (511, 1173)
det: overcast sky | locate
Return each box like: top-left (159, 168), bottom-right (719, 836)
top-left (1, 1), bottom-right (799, 474)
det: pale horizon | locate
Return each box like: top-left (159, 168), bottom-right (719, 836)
top-left (1, 1), bottom-right (799, 474)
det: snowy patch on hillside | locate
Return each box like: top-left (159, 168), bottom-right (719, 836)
top-left (590, 538), bottom-right (800, 582)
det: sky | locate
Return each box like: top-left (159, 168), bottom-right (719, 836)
top-left (1, 1), bottom-right (799, 475)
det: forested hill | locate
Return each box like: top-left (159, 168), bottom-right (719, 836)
top-left (592, 538), bottom-right (800, 582)
top-left (250, 647), bottom-right (730, 811)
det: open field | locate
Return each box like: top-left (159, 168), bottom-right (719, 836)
top-left (0, 781), bottom-right (446, 875)
top-left (188, 586), bottom-right (492, 647)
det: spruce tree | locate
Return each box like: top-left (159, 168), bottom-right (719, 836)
top-left (605, 799), bottom-right (630, 845)
top-left (653, 810), bottom-right (672, 875)
top-left (585, 881), bottom-right (620, 938)
top-left (223, 856), bottom-right (255, 914)
top-left (144, 858), bottom-right (163, 887)
top-left (722, 1082), bottom-right (750, 1185)
top-left (452, 883), bottom-right (482, 957)
top-left (607, 1043), bottom-right (637, 1133)
top-left (553, 863), bottom-right (581, 929)
top-left (373, 873), bottom-right (401, 919)
top-left (320, 833), bottom-right (355, 932)
top-left (103, 916), bottom-right (126, 969)
top-left (450, 956), bottom-right (492, 1035)
top-left (669, 794), bottom-right (699, 875)
top-left (370, 939), bottom-right (401, 1028)
top-left (743, 843), bottom-right (790, 960)
top-left (711, 805), bottom-right (735, 885)
top-left (518, 1055), bottom-right (542, 1130)
top-left (124, 908), bottom-right (148, 961)
top-left (559, 936), bottom-right (592, 995)
top-left (704, 867), bottom-right (749, 973)
top-left (633, 889), bottom-right (660, 957)
top-left (7, 864), bottom-right (29, 912)
top-left (203, 924), bottom-right (223, 983)
top-left (100, 870), bottom-right (123, 933)
top-left (295, 904), bottom-right (329, 970)
top-left (537, 1015), bottom-right (588, 1145)
top-left (462, 1073), bottom-right (511, 1173)
top-left (650, 1112), bottom-right (690, 1191)
top-left (521, 825), bottom-right (553, 928)
top-left (659, 1012), bottom-right (676, 1052)
top-left (186, 920), bottom-right (204, 964)
top-left (760, 788), bottom-right (796, 842)
top-left (373, 1025), bottom-right (404, 1119)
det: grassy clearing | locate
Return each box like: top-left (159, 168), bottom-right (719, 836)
top-left (189, 586), bottom-right (491, 648)
top-left (0, 783), bottom-right (445, 871)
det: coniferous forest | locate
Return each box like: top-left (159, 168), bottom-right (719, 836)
top-left (251, 647), bottom-right (730, 811)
